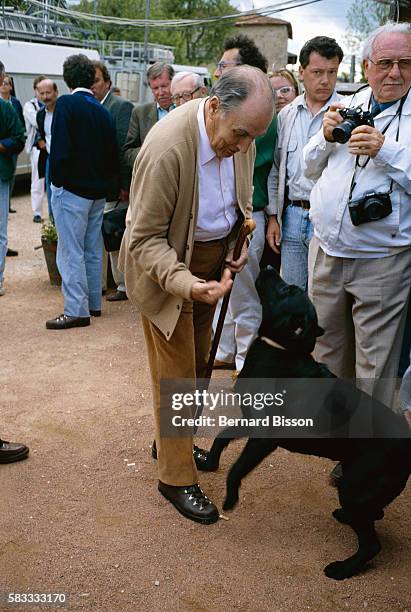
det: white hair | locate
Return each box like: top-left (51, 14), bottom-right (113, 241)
top-left (362, 21), bottom-right (411, 61)
top-left (171, 71), bottom-right (203, 88)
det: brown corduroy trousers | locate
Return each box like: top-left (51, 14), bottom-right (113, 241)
top-left (141, 238), bottom-right (228, 486)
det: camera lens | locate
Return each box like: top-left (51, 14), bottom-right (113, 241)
top-left (332, 120), bottom-right (356, 144)
top-left (363, 198), bottom-right (384, 220)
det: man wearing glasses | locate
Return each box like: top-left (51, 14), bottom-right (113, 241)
top-left (304, 23), bottom-right (411, 409)
top-left (170, 72), bottom-right (207, 107)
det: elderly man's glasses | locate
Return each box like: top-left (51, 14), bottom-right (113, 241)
top-left (171, 86), bottom-right (201, 104)
top-left (216, 61), bottom-right (242, 71)
top-left (273, 86), bottom-right (294, 96)
top-left (368, 57), bottom-right (411, 71)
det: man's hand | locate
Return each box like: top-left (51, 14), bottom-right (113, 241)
top-left (224, 242), bottom-right (248, 274)
top-left (191, 268), bottom-right (233, 304)
top-left (266, 215), bottom-right (281, 254)
top-left (0, 143), bottom-right (6, 154)
top-left (404, 409), bottom-right (411, 430)
top-left (348, 125), bottom-right (385, 158)
top-left (37, 139), bottom-right (47, 151)
top-left (323, 103), bottom-right (345, 142)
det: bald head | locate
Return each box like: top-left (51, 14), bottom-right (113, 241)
top-left (205, 65), bottom-right (274, 159)
top-left (37, 79), bottom-right (58, 110)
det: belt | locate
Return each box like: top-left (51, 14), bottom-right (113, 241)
top-left (288, 199), bottom-right (310, 210)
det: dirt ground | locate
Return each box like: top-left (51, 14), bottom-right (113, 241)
top-left (1, 186), bottom-right (410, 612)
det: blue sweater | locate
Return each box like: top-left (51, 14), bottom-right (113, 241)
top-left (49, 90), bottom-right (119, 200)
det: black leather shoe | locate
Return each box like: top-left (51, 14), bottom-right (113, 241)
top-left (0, 438), bottom-right (29, 463)
top-left (6, 248), bottom-right (18, 257)
top-left (151, 440), bottom-right (214, 471)
top-left (46, 314), bottom-right (90, 330)
top-left (89, 310), bottom-right (101, 317)
top-left (9, 207), bottom-right (16, 213)
top-left (33, 215), bottom-right (42, 223)
top-left (106, 290), bottom-right (128, 302)
top-left (158, 481), bottom-right (219, 524)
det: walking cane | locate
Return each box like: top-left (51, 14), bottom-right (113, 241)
top-left (204, 218), bottom-right (256, 380)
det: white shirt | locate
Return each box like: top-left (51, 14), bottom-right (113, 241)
top-left (286, 92), bottom-right (341, 200)
top-left (303, 87), bottom-right (411, 258)
top-left (44, 109), bottom-right (53, 154)
top-left (195, 99), bottom-right (238, 241)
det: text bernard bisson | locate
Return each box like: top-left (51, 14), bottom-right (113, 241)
top-left (170, 390), bottom-right (314, 429)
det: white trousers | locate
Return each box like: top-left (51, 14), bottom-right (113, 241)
top-left (214, 210), bottom-right (266, 371)
top-left (30, 148), bottom-right (45, 218)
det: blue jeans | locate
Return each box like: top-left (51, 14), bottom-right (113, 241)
top-left (52, 185), bottom-right (105, 317)
top-left (0, 179), bottom-right (10, 283)
top-left (281, 204), bottom-right (313, 290)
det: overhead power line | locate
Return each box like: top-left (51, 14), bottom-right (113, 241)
top-left (25, 0), bottom-right (324, 29)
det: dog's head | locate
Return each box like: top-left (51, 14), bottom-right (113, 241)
top-left (256, 266), bottom-right (324, 355)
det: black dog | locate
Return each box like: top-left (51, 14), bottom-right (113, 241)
top-left (205, 267), bottom-right (410, 580)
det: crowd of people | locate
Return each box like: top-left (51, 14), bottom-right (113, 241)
top-left (0, 24), bottom-right (410, 527)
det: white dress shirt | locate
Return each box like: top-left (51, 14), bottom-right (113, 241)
top-left (195, 99), bottom-right (238, 241)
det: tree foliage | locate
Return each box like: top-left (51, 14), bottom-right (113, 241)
top-left (75, 0), bottom-right (237, 65)
top-left (345, 0), bottom-right (390, 54)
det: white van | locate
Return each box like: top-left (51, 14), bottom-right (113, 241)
top-left (0, 39), bottom-right (99, 176)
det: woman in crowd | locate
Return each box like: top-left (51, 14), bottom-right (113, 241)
top-left (269, 68), bottom-right (299, 114)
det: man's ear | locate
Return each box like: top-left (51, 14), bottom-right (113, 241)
top-left (208, 95), bottom-right (220, 116)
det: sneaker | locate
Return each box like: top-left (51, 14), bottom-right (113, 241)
top-left (33, 215), bottom-right (42, 223)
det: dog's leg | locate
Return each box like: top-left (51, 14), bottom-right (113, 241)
top-left (223, 438), bottom-right (278, 511)
top-left (204, 426), bottom-right (246, 471)
top-left (324, 519), bottom-right (381, 580)
top-left (332, 507), bottom-right (384, 525)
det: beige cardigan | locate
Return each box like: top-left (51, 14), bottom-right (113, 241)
top-left (119, 98), bottom-right (255, 339)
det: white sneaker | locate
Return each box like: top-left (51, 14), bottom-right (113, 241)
top-left (0, 281), bottom-right (5, 296)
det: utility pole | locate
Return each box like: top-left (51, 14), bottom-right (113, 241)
top-left (143, 0), bottom-right (150, 65)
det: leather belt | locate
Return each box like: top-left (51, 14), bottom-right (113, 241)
top-left (288, 199), bottom-right (310, 210)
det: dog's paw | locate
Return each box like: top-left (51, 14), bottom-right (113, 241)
top-left (323, 559), bottom-right (360, 580)
top-left (223, 493), bottom-right (239, 511)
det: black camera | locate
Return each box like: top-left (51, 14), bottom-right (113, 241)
top-left (332, 106), bottom-right (374, 144)
top-left (348, 192), bottom-right (392, 226)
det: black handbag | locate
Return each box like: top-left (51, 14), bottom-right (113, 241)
top-left (102, 201), bottom-right (127, 252)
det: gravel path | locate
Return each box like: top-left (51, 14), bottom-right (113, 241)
top-left (1, 187), bottom-right (410, 612)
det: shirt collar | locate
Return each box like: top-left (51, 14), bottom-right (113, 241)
top-left (100, 90), bottom-right (110, 105)
top-left (197, 98), bottom-right (217, 166)
top-left (370, 94), bottom-right (399, 114)
top-left (297, 89), bottom-right (339, 113)
top-left (71, 87), bottom-right (93, 95)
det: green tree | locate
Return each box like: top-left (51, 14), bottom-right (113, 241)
top-left (75, 0), bottom-right (237, 64)
top-left (345, 0), bottom-right (390, 54)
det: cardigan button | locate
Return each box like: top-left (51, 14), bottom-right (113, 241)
top-left (177, 305), bottom-right (180, 310)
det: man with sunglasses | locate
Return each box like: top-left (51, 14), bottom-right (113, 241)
top-left (304, 23), bottom-right (411, 409)
top-left (170, 72), bottom-right (207, 107)
top-left (267, 36), bottom-right (344, 291)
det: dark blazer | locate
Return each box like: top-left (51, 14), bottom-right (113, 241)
top-left (103, 90), bottom-right (133, 194)
top-left (0, 98), bottom-right (25, 181)
top-left (36, 106), bottom-right (48, 179)
top-left (123, 102), bottom-right (157, 169)
top-left (49, 91), bottom-right (118, 200)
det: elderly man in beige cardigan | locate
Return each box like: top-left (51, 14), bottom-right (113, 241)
top-left (121, 66), bottom-right (274, 524)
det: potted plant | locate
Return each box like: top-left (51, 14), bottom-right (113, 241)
top-left (40, 221), bottom-right (61, 286)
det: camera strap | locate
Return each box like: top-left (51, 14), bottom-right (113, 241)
top-left (348, 90), bottom-right (408, 201)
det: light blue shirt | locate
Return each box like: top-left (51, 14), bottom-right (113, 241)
top-left (157, 103), bottom-right (174, 121)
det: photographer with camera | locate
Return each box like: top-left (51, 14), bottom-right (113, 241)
top-left (303, 22), bottom-right (411, 408)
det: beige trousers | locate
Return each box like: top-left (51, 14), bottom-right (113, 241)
top-left (308, 236), bottom-right (411, 407)
top-left (142, 238), bottom-right (228, 486)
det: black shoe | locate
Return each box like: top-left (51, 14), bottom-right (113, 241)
top-left (33, 215), bottom-right (42, 223)
top-left (6, 248), bottom-right (18, 257)
top-left (89, 310), bottom-right (101, 317)
top-left (106, 290), bottom-right (128, 302)
top-left (158, 481), bottom-right (219, 524)
top-left (46, 314), bottom-right (90, 330)
top-left (9, 207), bottom-right (16, 213)
top-left (329, 462), bottom-right (344, 488)
top-left (151, 440), bottom-right (213, 471)
top-left (0, 438), bottom-right (29, 464)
